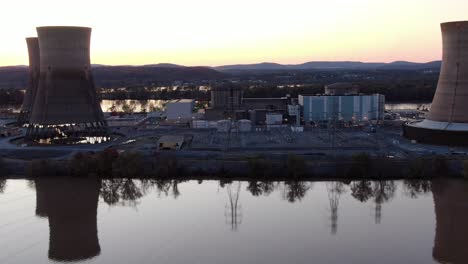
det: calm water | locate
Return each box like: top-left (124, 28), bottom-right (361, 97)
top-left (0, 178), bottom-right (466, 264)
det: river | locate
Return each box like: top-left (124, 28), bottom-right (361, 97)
top-left (0, 178), bottom-right (465, 264)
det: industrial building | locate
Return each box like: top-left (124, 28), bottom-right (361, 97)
top-left (210, 84), bottom-right (243, 111)
top-left (165, 99), bottom-right (194, 121)
top-left (299, 94), bottom-right (385, 124)
top-left (242, 97), bottom-right (289, 112)
top-left (403, 21), bottom-right (468, 145)
top-left (18, 38), bottom-right (40, 125)
top-left (25, 26), bottom-right (108, 142)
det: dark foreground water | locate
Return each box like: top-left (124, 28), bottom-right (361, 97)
top-left (0, 178), bottom-right (466, 264)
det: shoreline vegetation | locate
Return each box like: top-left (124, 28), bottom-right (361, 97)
top-left (1, 149), bottom-right (467, 180)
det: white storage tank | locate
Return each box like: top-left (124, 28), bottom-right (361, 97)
top-left (238, 119), bottom-right (252, 132)
top-left (217, 120), bottom-right (231, 132)
top-left (266, 113), bottom-right (283, 125)
top-left (192, 120), bottom-right (208, 129)
top-left (208, 121), bottom-right (218, 128)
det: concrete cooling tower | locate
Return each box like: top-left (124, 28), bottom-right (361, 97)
top-left (403, 21), bottom-right (468, 145)
top-left (26, 26), bottom-right (107, 143)
top-left (18, 37), bottom-right (40, 124)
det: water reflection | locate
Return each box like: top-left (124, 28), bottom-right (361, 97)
top-left (403, 180), bottom-right (432, 198)
top-left (225, 182), bottom-right (242, 231)
top-left (371, 181), bottom-right (396, 224)
top-left (246, 180), bottom-right (275, 197)
top-left (350, 180), bottom-right (373, 202)
top-left (35, 178), bottom-right (101, 262)
top-left (0, 179), bottom-right (6, 193)
top-left (432, 180), bottom-right (468, 264)
top-left (282, 181), bottom-right (311, 203)
top-left (0, 178), bottom-right (465, 263)
top-left (326, 182), bottom-right (346, 235)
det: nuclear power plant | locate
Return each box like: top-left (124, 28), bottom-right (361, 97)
top-left (24, 26), bottom-right (108, 143)
top-left (18, 37), bottom-right (40, 125)
top-left (403, 21), bottom-right (468, 145)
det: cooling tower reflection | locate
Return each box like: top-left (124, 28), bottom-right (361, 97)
top-left (432, 179), bottom-right (468, 264)
top-left (35, 178), bottom-right (101, 262)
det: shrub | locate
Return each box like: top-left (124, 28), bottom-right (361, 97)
top-left (112, 152), bottom-right (145, 178)
top-left (286, 154), bottom-right (306, 178)
top-left (463, 160), bottom-right (468, 179)
top-left (348, 152), bottom-right (371, 178)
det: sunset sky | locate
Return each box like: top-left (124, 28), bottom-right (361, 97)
top-left (0, 0), bottom-right (467, 67)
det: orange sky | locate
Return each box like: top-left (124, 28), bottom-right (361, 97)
top-left (0, 0), bottom-right (467, 66)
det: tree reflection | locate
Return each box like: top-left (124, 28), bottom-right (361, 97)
top-left (0, 179), bottom-right (6, 193)
top-left (403, 180), bottom-right (432, 199)
top-left (326, 182), bottom-right (346, 235)
top-left (246, 181), bottom-right (275, 197)
top-left (351, 180), bottom-right (374, 202)
top-left (372, 181), bottom-right (396, 224)
top-left (282, 181), bottom-right (310, 203)
top-left (100, 179), bottom-right (144, 207)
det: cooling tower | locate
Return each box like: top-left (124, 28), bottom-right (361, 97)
top-left (403, 21), bottom-right (468, 145)
top-left (26, 26), bottom-right (107, 142)
top-left (18, 37), bottom-right (40, 124)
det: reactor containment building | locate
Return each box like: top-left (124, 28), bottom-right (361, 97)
top-left (403, 21), bottom-right (468, 145)
top-left (25, 26), bottom-right (108, 143)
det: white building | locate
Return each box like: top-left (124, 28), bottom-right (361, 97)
top-left (165, 99), bottom-right (195, 121)
top-left (299, 94), bottom-right (385, 124)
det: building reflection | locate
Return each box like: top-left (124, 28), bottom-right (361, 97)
top-left (35, 178), bottom-right (101, 262)
top-left (432, 179), bottom-right (468, 264)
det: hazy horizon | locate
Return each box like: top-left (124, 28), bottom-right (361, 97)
top-left (1, 0), bottom-right (467, 67)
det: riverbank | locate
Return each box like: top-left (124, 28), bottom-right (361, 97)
top-left (2, 151), bottom-right (466, 180)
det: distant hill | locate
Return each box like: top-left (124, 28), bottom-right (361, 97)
top-left (142, 63), bottom-right (185, 68)
top-left (0, 65), bottom-right (225, 89)
top-left (214, 61), bottom-right (442, 71)
top-left (215, 62), bottom-right (287, 71)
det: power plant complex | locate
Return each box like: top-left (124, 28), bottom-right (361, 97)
top-left (4, 20), bottom-right (468, 151)
top-left (403, 21), bottom-right (468, 145)
top-left (20, 26), bottom-right (107, 143)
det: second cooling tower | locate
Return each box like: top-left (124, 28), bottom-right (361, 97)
top-left (18, 37), bottom-right (40, 124)
top-left (29, 26), bottom-right (105, 126)
top-left (403, 21), bottom-right (468, 145)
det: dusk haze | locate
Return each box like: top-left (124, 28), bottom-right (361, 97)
top-left (1, 0), bottom-right (468, 66)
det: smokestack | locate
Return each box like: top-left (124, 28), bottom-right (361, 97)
top-left (18, 37), bottom-right (40, 124)
top-left (26, 26), bottom-right (107, 142)
top-left (403, 21), bottom-right (468, 145)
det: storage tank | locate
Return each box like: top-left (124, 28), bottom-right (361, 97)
top-left (403, 21), bottom-right (468, 145)
top-left (238, 119), bottom-right (252, 132)
top-left (266, 113), bottom-right (283, 125)
top-left (192, 120), bottom-right (208, 129)
top-left (217, 120), bottom-right (231, 132)
top-left (208, 121), bottom-right (218, 128)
